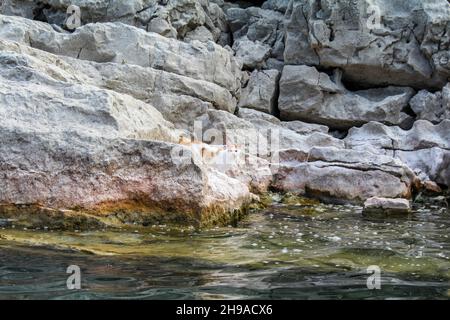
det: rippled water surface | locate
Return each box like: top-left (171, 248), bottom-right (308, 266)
top-left (1, 201), bottom-right (449, 299)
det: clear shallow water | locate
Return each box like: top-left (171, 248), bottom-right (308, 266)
top-left (0, 201), bottom-right (449, 300)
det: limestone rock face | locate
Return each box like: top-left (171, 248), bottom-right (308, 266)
top-left (410, 84), bottom-right (450, 124)
top-left (345, 120), bottom-right (450, 156)
top-left (201, 109), bottom-right (344, 156)
top-left (227, 6), bottom-right (285, 62)
top-left (0, 51), bottom-right (179, 143)
top-left (232, 36), bottom-right (271, 70)
top-left (238, 69), bottom-right (280, 115)
top-left (0, 14), bottom-right (242, 95)
top-left (262, 0), bottom-right (290, 13)
top-left (238, 107), bottom-right (330, 136)
top-left (0, 35), bottom-right (255, 227)
top-left (1, 0), bottom-right (144, 25)
top-left (345, 120), bottom-right (450, 186)
top-left (272, 147), bottom-right (418, 203)
top-left (278, 65), bottom-right (415, 129)
top-left (184, 25), bottom-right (215, 42)
top-left (284, 0), bottom-right (450, 89)
top-left (281, 121), bottom-right (329, 135)
top-left (0, 39), bottom-right (236, 132)
top-left (237, 107), bottom-right (282, 125)
top-left (0, 0), bottom-right (230, 44)
top-left (147, 17), bottom-right (178, 39)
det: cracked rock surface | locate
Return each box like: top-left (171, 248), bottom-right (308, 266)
top-left (0, 0), bottom-right (449, 227)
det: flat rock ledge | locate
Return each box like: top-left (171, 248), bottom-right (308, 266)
top-left (363, 197), bottom-right (412, 216)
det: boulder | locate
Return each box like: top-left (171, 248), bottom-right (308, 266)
top-left (284, 0), bottom-right (450, 89)
top-left (410, 84), bottom-right (450, 124)
top-left (177, 137), bottom-right (273, 195)
top-left (363, 197), bottom-right (412, 215)
top-left (272, 147), bottom-right (418, 204)
top-left (396, 148), bottom-right (450, 187)
top-left (261, 0), bottom-right (290, 13)
top-left (232, 36), bottom-right (271, 70)
top-left (278, 65), bottom-right (415, 129)
top-left (226, 6), bottom-right (285, 61)
top-left (147, 17), bottom-right (178, 39)
top-left (266, 57), bottom-right (284, 71)
top-left (238, 69), bottom-right (280, 114)
top-left (281, 121), bottom-right (329, 135)
top-left (237, 107), bottom-right (281, 125)
top-left (345, 120), bottom-right (450, 154)
top-left (345, 120), bottom-right (450, 186)
top-left (184, 25), bottom-right (215, 42)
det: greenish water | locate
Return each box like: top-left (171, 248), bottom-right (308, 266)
top-left (0, 201), bottom-right (449, 299)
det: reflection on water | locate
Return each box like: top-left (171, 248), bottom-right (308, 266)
top-left (0, 201), bottom-right (449, 299)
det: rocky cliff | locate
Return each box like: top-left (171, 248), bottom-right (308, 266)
top-left (0, 0), bottom-right (448, 228)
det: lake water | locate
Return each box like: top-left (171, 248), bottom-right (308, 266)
top-left (0, 200), bottom-right (449, 299)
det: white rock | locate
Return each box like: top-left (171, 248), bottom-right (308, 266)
top-left (363, 197), bottom-right (412, 215)
top-left (201, 109), bottom-right (344, 157)
top-left (410, 84), bottom-right (450, 124)
top-left (281, 121), bottom-right (329, 135)
top-left (345, 120), bottom-right (450, 186)
top-left (272, 147), bottom-right (418, 204)
top-left (1, 0), bottom-right (228, 43)
top-left (184, 26), bottom-right (215, 42)
top-left (232, 36), bottom-right (271, 70)
top-left (284, 0), bottom-right (450, 89)
top-left (227, 6), bottom-right (285, 60)
top-left (148, 17), bottom-right (178, 39)
top-left (237, 107), bottom-right (281, 125)
top-left (0, 14), bottom-right (242, 95)
top-left (238, 69), bottom-right (280, 114)
top-left (0, 40), bottom-right (254, 227)
top-left (278, 65), bottom-right (415, 129)
top-left (0, 39), bottom-right (237, 130)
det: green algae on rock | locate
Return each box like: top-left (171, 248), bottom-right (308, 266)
top-left (0, 199), bottom-right (252, 231)
top-left (0, 201), bottom-right (448, 293)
